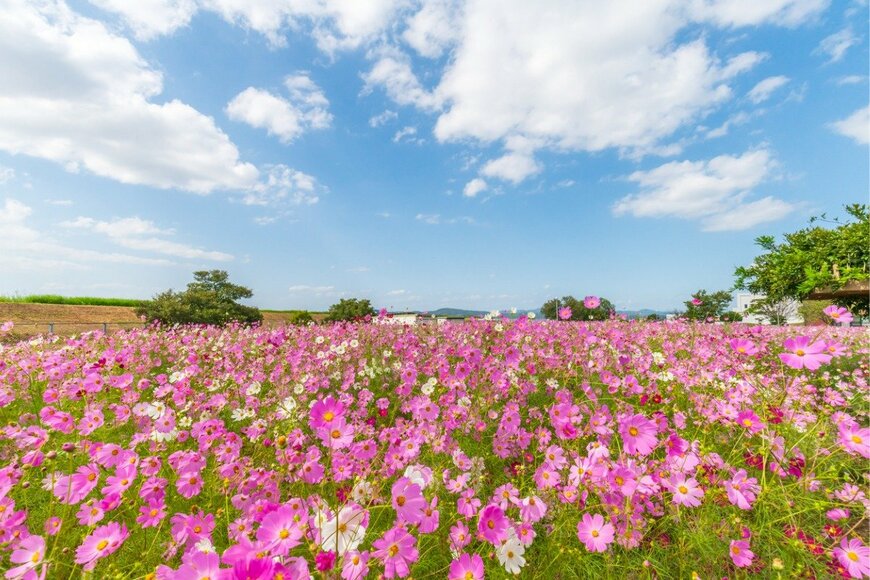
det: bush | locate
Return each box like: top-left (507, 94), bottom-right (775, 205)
top-left (719, 311), bottom-right (742, 322)
top-left (137, 270), bottom-right (262, 326)
top-left (288, 310), bottom-right (314, 325)
top-left (541, 295), bottom-right (615, 321)
top-left (325, 298), bottom-right (376, 322)
top-left (683, 289), bottom-right (732, 321)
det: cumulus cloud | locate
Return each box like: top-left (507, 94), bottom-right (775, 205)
top-left (226, 73), bottom-right (332, 143)
top-left (463, 177), bottom-right (487, 197)
top-left (747, 75), bottom-right (790, 103)
top-left (369, 110), bottom-right (398, 127)
top-left (830, 105), bottom-right (869, 145)
top-left (242, 165), bottom-right (324, 206)
top-left (0, 0), bottom-right (258, 194)
top-left (613, 148), bottom-right (794, 231)
top-left (363, 46), bottom-right (443, 111)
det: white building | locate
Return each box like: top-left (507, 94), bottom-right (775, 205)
top-left (736, 293), bottom-right (803, 325)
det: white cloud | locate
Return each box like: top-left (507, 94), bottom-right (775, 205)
top-left (243, 165), bottom-right (323, 206)
top-left (830, 105), bottom-right (869, 145)
top-left (61, 215), bottom-right (234, 261)
top-left (392, 125), bottom-right (420, 142)
top-left (836, 75), bottom-right (868, 85)
top-left (481, 151), bottom-right (541, 183)
top-left (0, 1), bottom-right (258, 194)
top-left (613, 148), bottom-right (793, 230)
top-left (463, 177), bottom-right (488, 197)
top-left (815, 27), bottom-right (859, 63)
top-left (0, 198), bottom-right (172, 270)
top-left (402, 0), bottom-right (461, 58)
top-left (747, 75), bottom-right (790, 103)
top-left (369, 110), bottom-right (398, 127)
top-left (226, 74), bottom-right (331, 143)
top-left (89, 0), bottom-right (198, 40)
top-left (363, 46), bottom-right (443, 111)
top-left (45, 199), bottom-right (74, 206)
top-left (416, 213), bottom-right (441, 224)
top-left (688, 0), bottom-right (829, 27)
top-left (0, 166), bottom-right (13, 184)
top-left (386, 289), bottom-right (407, 296)
top-left (705, 111), bottom-right (752, 138)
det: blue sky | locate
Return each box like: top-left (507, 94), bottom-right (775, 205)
top-left (0, 0), bottom-right (867, 312)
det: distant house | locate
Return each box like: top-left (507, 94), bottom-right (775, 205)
top-left (376, 312), bottom-right (438, 325)
top-left (736, 293), bottom-right (803, 325)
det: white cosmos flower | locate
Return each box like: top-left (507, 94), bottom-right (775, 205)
top-left (195, 538), bottom-right (215, 553)
top-left (497, 534), bottom-right (526, 575)
top-left (351, 480), bottom-right (373, 503)
top-left (246, 382), bottom-right (262, 396)
top-left (277, 396), bottom-right (298, 419)
top-left (403, 465), bottom-right (432, 489)
top-left (319, 505), bottom-right (367, 555)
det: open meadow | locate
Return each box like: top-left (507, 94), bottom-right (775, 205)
top-left (0, 315), bottom-right (867, 578)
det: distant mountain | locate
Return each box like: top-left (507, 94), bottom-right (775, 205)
top-left (618, 308), bottom-right (674, 319)
top-left (429, 308), bottom-right (488, 317)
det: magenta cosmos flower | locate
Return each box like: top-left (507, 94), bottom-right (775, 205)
top-left (477, 504), bottom-right (510, 545)
top-left (833, 537), bottom-right (870, 579)
top-left (256, 504), bottom-right (305, 556)
top-left (779, 336), bottom-right (831, 370)
top-left (729, 338), bottom-right (758, 355)
top-left (558, 307), bottom-right (572, 320)
top-left (619, 414), bottom-right (658, 456)
top-left (448, 553), bottom-right (484, 580)
top-left (583, 296), bottom-right (600, 309)
top-left (391, 477), bottom-right (427, 524)
top-left (372, 526), bottom-right (418, 579)
top-left (729, 539), bottom-right (755, 568)
top-left (735, 410), bottom-right (764, 435)
top-left (576, 513), bottom-right (615, 552)
top-left (823, 305), bottom-right (854, 326)
top-left (74, 521), bottom-right (129, 571)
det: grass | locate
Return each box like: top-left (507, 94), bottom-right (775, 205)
top-left (0, 294), bottom-right (147, 307)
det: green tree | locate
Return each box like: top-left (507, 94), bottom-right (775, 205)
top-left (683, 289), bottom-right (732, 321)
top-left (325, 298), bottom-right (376, 322)
top-left (734, 204), bottom-right (869, 315)
top-left (719, 311), bottom-right (742, 323)
top-left (541, 296), bottom-right (615, 321)
top-left (287, 310), bottom-right (314, 325)
top-left (137, 270), bottom-right (262, 326)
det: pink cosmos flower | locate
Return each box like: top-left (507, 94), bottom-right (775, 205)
top-left (310, 396), bottom-right (345, 430)
top-left (74, 522), bottom-right (129, 571)
top-left (584, 296), bottom-right (601, 309)
top-left (448, 553), bottom-right (484, 580)
top-left (449, 522), bottom-right (471, 551)
top-left (136, 500), bottom-right (166, 528)
top-left (691, 298), bottom-right (703, 306)
top-left (478, 504), bottom-right (510, 545)
top-left (256, 504), bottom-right (305, 556)
top-left (619, 414), bottom-right (658, 456)
top-left (824, 305), bottom-right (854, 326)
top-left (729, 539), bottom-right (754, 568)
top-left (724, 469), bottom-right (760, 510)
top-left (827, 508), bottom-right (851, 521)
top-left (372, 526), bottom-right (418, 579)
top-left (6, 534), bottom-right (45, 580)
top-left (839, 425), bottom-right (870, 459)
top-left (518, 495), bottom-right (547, 524)
top-left (735, 410), bottom-right (764, 434)
top-left (341, 551), bottom-right (369, 580)
top-left (576, 513), bottom-right (615, 552)
top-left (779, 336), bottom-right (831, 371)
top-left (391, 477), bottom-right (427, 524)
top-left (833, 538), bottom-right (870, 579)
top-left (0, 321), bottom-right (13, 332)
top-left (667, 475), bottom-right (704, 507)
top-left (175, 551), bottom-right (220, 580)
top-left (558, 307), bottom-right (572, 320)
top-left (729, 338), bottom-right (758, 355)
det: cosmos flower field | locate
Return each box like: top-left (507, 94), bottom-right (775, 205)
top-left (0, 315), bottom-right (868, 579)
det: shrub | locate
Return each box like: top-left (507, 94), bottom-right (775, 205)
top-left (288, 310), bottom-right (314, 325)
top-left (137, 270), bottom-right (262, 326)
top-left (325, 298), bottom-right (376, 322)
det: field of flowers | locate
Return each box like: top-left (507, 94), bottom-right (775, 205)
top-left (0, 310), bottom-right (867, 579)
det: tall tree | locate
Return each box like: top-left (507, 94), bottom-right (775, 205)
top-left (683, 290), bottom-right (732, 321)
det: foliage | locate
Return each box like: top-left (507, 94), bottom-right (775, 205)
top-left (719, 311), bottom-right (742, 322)
top-left (287, 310), bottom-right (314, 325)
top-left (0, 294), bottom-right (146, 307)
top-left (541, 295), bottom-right (616, 321)
top-left (324, 298), bottom-right (376, 322)
top-left (136, 270), bottom-right (262, 326)
top-left (682, 289), bottom-right (733, 321)
top-left (0, 319), bottom-right (866, 578)
top-left (646, 313), bottom-right (664, 321)
top-left (734, 204), bottom-right (869, 314)
top-left (798, 300), bottom-right (834, 326)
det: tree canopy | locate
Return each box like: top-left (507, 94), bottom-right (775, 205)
top-left (734, 204), bottom-right (869, 314)
top-left (137, 270), bottom-right (262, 326)
top-left (325, 298), bottom-right (376, 322)
top-left (541, 296), bottom-right (615, 321)
top-left (682, 289), bottom-right (733, 321)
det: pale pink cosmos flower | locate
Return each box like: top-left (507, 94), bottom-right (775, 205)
top-left (779, 336), bottom-right (831, 370)
top-left (729, 338), bottom-right (758, 355)
top-left (833, 538), bottom-right (870, 579)
top-left (372, 526), bottom-right (418, 579)
top-left (74, 522), bottom-right (128, 571)
top-left (517, 495), bottom-right (547, 523)
top-left (391, 477), bottom-right (427, 525)
top-left (724, 469), bottom-right (760, 510)
top-left (256, 504), bottom-right (305, 556)
top-left (667, 475), bottom-right (704, 507)
top-left (827, 508), bottom-right (851, 521)
top-left (584, 296), bottom-right (601, 309)
top-left (729, 539), bottom-right (754, 568)
top-left (558, 307), bottom-right (572, 320)
top-left (0, 321), bottom-right (13, 333)
top-left (341, 551), bottom-right (369, 580)
top-left (619, 414), bottom-right (658, 456)
top-left (839, 425), bottom-right (870, 459)
top-left (6, 534), bottom-right (45, 580)
top-left (576, 513), bottom-right (615, 552)
top-left (823, 305), bottom-right (854, 326)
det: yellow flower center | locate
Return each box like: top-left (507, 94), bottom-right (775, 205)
top-left (96, 540), bottom-right (109, 551)
top-left (389, 544), bottom-right (399, 557)
top-left (331, 429), bottom-right (341, 439)
top-left (31, 551), bottom-right (41, 564)
top-left (795, 349), bottom-right (805, 356)
top-left (852, 435), bottom-right (863, 444)
top-left (323, 411), bottom-right (334, 421)
top-left (848, 551), bottom-right (859, 562)
top-left (591, 530), bottom-right (599, 538)
top-left (678, 485), bottom-right (688, 494)
top-left (396, 496), bottom-right (406, 507)
top-left (628, 427), bottom-right (639, 437)
top-left (279, 529), bottom-right (289, 539)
